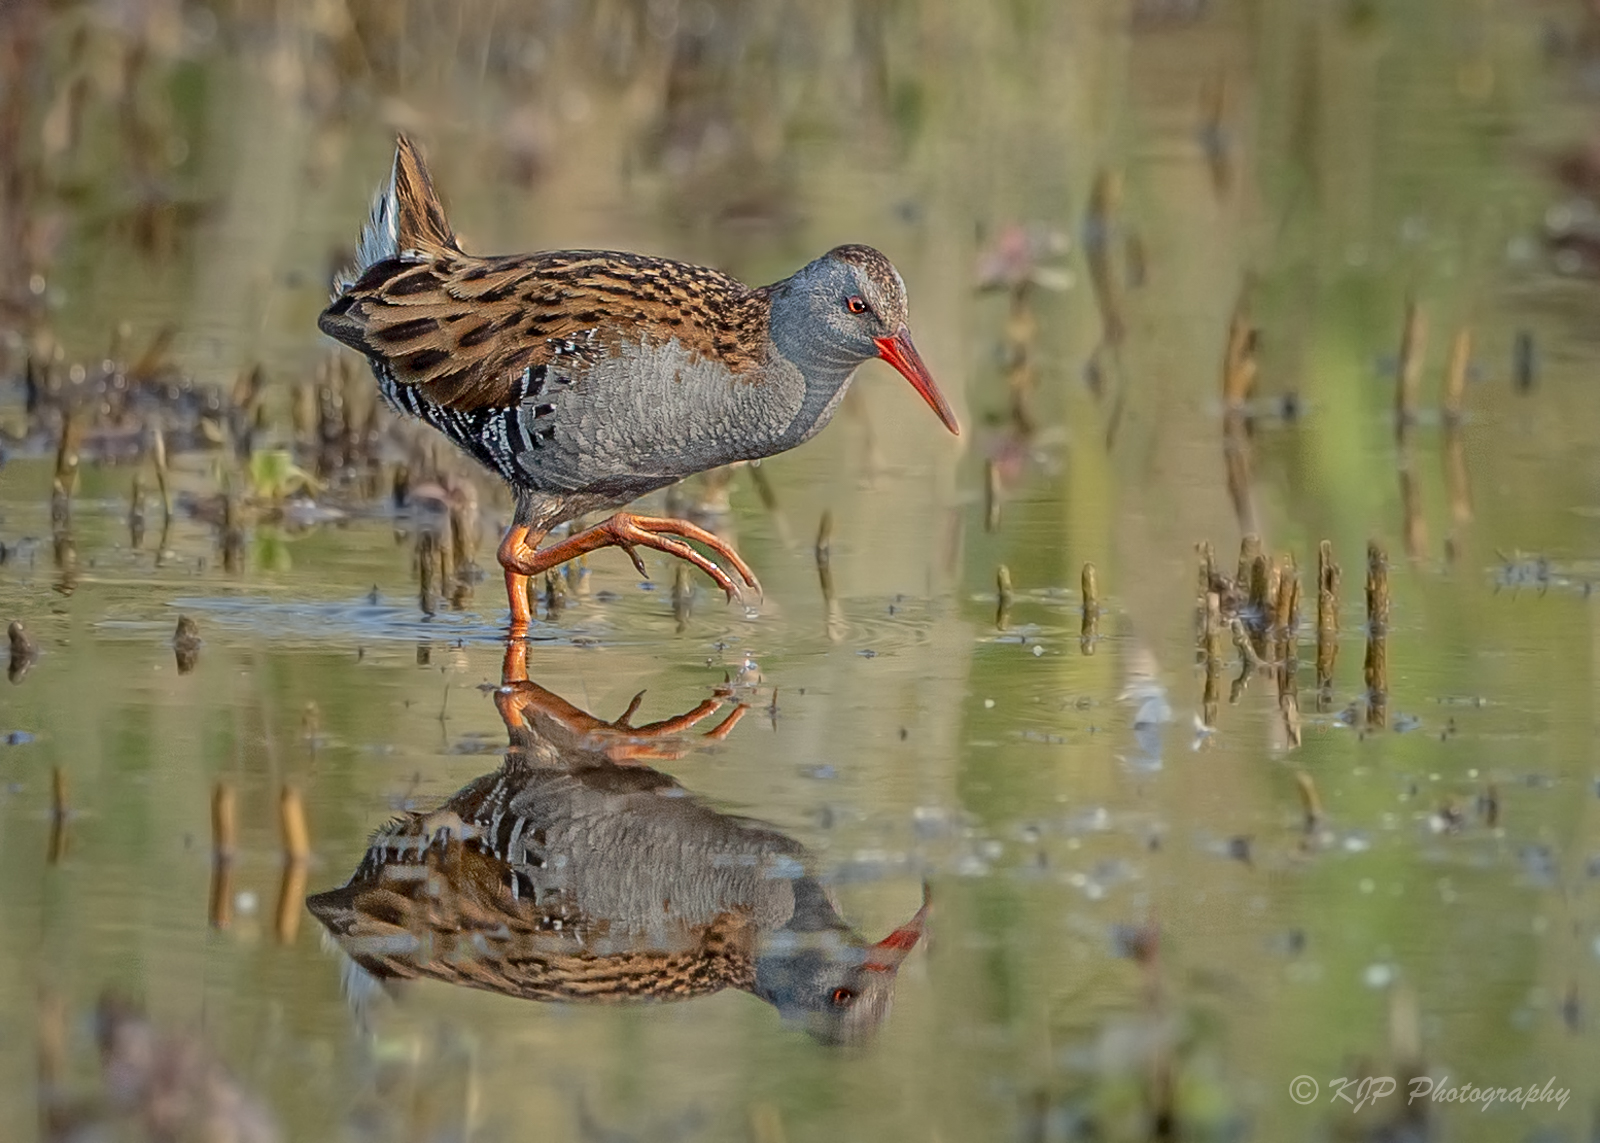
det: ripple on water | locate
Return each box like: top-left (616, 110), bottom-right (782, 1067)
top-left (152, 595), bottom-right (552, 646)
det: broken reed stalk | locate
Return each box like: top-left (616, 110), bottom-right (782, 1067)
top-left (210, 781), bottom-right (236, 929)
top-left (1363, 541), bottom-right (1389, 729)
top-left (1085, 169), bottom-right (1127, 346)
top-left (212, 781), bottom-right (236, 860)
top-left (291, 382), bottom-right (315, 441)
top-left (277, 785), bottom-right (310, 940)
top-left (984, 459), bottom-right (1002, 532)
top-left (1235, 534), bottom-right (1261, 593)
top-left (1315, 541), bottom-right (1339, 701)
top-left (542, 568), bottom-right (565, 616)
top-left (279, 784), bottom-right (310, 864)
top-left (1278, 662), bottom-right (1302, 748)
top-left (1080, 563), bottom-right (1099, 654)
top-left (220, 485), bottom-right (245, 573)
top-left (1399, 446), bottom-right (1427, 561)
top-left (1395, 299), bottom-right (1426, 433)
top-left (276, 860), bottom-right (307, 944)
top-left (1221, 302), bottom-right (1258, 410)
top-left (50, 475), bottom-right (71, 534)
top-left (815, 510), bottom-right (835, 603)
top-left (448, 501), bottom-right (473, 575)
top-left (1202, 591), bottom-right (1223, 729)
top-left (1222, 412), bottom-right (1257, 538)
top-left (417, 530), bottom-right (440, 616)
top-left (996, 564), bottom-right (1013, 630)
top-left (1272, 555), bottom-right (1302, 746)
top-left (1230, 617), bottom-right (1266, 672)
top-left (747, 460), bottom-right (780, 513)
top-left (1005, 286), bottom-right (1039, 435)
top-left (1445, 423), bottom-right (1473, 528)
top-left (173, 614), bottom-right (201, 675)
top-left (151, 424), bottom-right (172, 527)
top-left (1246, 554), bottom-right (1270, 651)
top-left (1273, 554), bottom-right (1299, 648)
top-left (53, 409), bottom-right (79, 498)
top-left (1295, 771), bottom-right (1324, 830)
top-left (37, 991), bottom-right (67, 1099)
top-left (1196, 540), bottom-right (1216, 597)
top-left (564, 554), bottom-right (591, 597)
top-left (1443, 326), bottom-right (1470, 423)
top-left (672, 562), bottom-right (693, 632)
top-left (129, 472), bottom-right (146, 549)
top-left (1513, 330), bottom-right (1536, 393)
top-left (47, 766), bottom-right (69, 864)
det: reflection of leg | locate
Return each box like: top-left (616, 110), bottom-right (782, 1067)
top-left (496, 637), bottom-right (749, 760)
top-left (501, 637), bottom-right (529, 686)
top-left (508, 512), bottom-right (761, 602)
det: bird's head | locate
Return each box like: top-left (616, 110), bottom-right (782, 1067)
top-left (768, 245), bottom-right (959, 435)
top-left (752, 885), bottom-right (931, 1046)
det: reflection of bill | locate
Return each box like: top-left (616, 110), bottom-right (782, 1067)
top-left (308, 648), bottom-right (929, 1045)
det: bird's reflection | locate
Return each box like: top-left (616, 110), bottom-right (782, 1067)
top-left (307, 643), bottom-right (928, 1045)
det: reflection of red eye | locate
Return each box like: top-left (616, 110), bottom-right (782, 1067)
top-left (831, 987), bottom-right (857, 1007)
top-left (846, 296), bottom-right (869, 315)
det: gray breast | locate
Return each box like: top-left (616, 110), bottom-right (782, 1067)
top-left (512, 337), bottom-right (806, 495)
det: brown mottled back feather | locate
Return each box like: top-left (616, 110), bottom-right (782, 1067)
top-left (308, 825), bottom-right (760, 1003)
top-left (320, 138), bottom-right (772, 413)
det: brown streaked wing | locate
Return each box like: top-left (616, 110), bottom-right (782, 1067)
top-left (328, 251), bottom-right (771, 413)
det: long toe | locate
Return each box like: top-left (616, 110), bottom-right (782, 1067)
top-left (620, 515), bottom-right (762, 597)
top-left (608, 515), bottom-right (754, 602)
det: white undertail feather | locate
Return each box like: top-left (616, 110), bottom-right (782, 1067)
top-left (332, 136), bottom-right (458, 296)
top-left (332, 150), bottom-right (400, 296)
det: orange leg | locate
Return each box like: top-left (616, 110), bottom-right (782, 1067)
top-left (496, 512), bottom-right (762, 632)
top-left (498, 524), bottom-right (540, 634)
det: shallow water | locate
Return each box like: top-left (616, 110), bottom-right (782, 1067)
top-left (4, 1), bottom-right (1600, 1140)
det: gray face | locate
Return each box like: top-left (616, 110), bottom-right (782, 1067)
top-left (769, 244), bottom-right (910, 375)
top-left (753, 942), bottom-right (900, 1047)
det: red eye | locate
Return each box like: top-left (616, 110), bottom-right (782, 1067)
top-left (831, 987), bottom-right (857, 1007)
top-left (846, 296), bottom-right (869, 315)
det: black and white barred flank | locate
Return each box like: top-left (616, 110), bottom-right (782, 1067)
top-left (376, 360), bottom-right (561, 483)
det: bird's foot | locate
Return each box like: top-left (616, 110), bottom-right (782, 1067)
top-left (501, 512), bottom-right (761, 604)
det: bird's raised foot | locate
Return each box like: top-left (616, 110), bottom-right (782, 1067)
top-left (499, 512), bottom-right (761, 612)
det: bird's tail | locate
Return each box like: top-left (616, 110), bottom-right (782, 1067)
top-left (333, 134), bottom-right (459, 294)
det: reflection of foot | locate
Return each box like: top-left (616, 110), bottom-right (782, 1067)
top-left (498, 638), bottom-right (746, 763)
